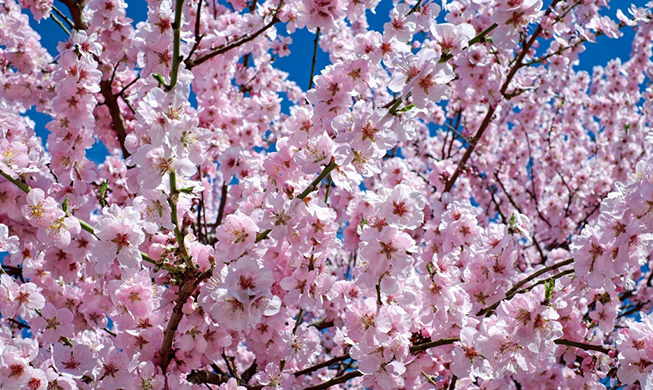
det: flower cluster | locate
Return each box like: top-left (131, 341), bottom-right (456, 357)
top-left (0, 0), bottom-right (653, 389)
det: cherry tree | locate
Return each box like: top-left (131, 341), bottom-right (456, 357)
top-left (1, 0), bottom-right (653, 389)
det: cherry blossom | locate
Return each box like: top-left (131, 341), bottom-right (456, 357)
top-left (0, 0), bottom-right (652, 389)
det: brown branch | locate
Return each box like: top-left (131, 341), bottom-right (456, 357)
top-left (58, 0), bottom-right (87, 30)
top-left (187, 370), bottom-right (230, 385)
top-left (159, 279), bottom-right (196, 371)
top-left (185, 0), bottom-right (284, 69)
top-left (59, 0), bottom-right (130, 159)
top-left (308, 318), bottom-right (334, 331)
top-left (216, 182), bottom-right (228, 227)
top-left (187, 0), bottom-right (204, 60)
top-left (443, 0), bottom-right (562, 193)
top-left (158, 269), bottom-right (212, 372)
top-left (186, 370), bottom-right (263, 390)
top-left (443, 105), bottom-right (496, 193)
top-left (514, 268), bottom-right (574, 295)
top-left (410, 337), bottom-right (459, 354)
top-left (100, 79), bottom-right (131, 158)
top-left (302, 370), bottom-right (363, 390)
top-left (308, 28), bottom-right (320, 90)
top-left (554, 339), bottom-right (611, 354)
top-left (294, 354), bottom-right (351, 377)
top-left (477, 258), bottom-right (574, 317)
top-left (118, 75), bottom-right (140, 96)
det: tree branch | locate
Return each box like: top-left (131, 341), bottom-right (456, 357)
top-left (58, 0), bottom-right (87, 30)
top-left (554, 339), bottom-right (611, 354)
top-left (477, 258), bottom-right (574, 316)
top-left (100, 79), bottom-right (130, 158)
top-left (302, 370), bottom-right (363, 390)
top-left (185, 0), bottom-right (284, 69)
top-left (294, 354), bottom-right (351, 377)
top-left (443, 0), bottom-right (562, 193)
top-left (410, 337), bottom-right (459, 354)
top-left (307, 28), bottom-right (320, 90)
top-left (255, 159), bottom-right (337, 242)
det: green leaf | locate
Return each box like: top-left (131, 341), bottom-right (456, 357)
top-left (544, 278), bottom-right (555, 304)
top-left (398, 104), bottom-right (415, 112)
top-left (62, 197), bottom-right (68, 213)
top-left (180, 187), bottom-right (195, 194)
top-left (426, 262), bottom-right (435, 276)
top-left (509, 213), bottom-right (516, 228)
top-left (152, 73), bottom-right (167, 87)
top-left (99, 180), bottom-right (109, 207)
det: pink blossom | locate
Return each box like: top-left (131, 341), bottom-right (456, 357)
top-left (29, 302), bottom-right (74, 344)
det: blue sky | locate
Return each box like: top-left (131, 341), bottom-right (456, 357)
top-left (24, 0), bottom-right (647, 164)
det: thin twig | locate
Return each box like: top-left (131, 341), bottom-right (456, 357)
top-left (185, 0), bottom-right (284, 69)
top-left (477, 258), bottom-right (574, 316)
top-left (308, 28), bottom-right (321, 90)
top-left (51, 5), bottom-right (74, 28)
top-left (443, 0), bottom-right (562, 193)
top-left (50, 13), bottom-right (71, 35)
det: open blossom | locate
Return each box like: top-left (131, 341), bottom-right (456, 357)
top-left (451, 326), bottom-right (492, 380)
top-left (0, 0), bottom-right (652, 389)
top-left (129, 145), bottom-right (196, 190)
top-left (301, 0), bottom-right (347, 32)
top-left (0, 224), bottom-right (20, 253)
top-left (383, 3), bottom-right (416, 42)
top-left (30, 302), bottom-right (74, 344)
top-left (36, 210), bottom-right (81, 248)
top-left (207, 256), bottom-right (281, 331)
top-left (254, 362), bottom-right (293, 390)
top-left (616, 312), bottom-right (653, 388)
top-left (94, 204), bottom-right (145, 272)
top-left (293, 132), bottom-right (334, 174)
top-left (215, 211), bottom-right (258, 261)
top-left (387, 48), bottom-right (455, 108)
top-left (21, 189), bottom-right (58, 228)
top-left (334, 101), bottom-right (397, 157)
top-left (358, 226), bottom-right (416, 294)
top-left (133, 189), bottom-right (174, 234)
top-left (487, 0), bottom-right (544, 49)
top-left (431, 23), bottom-right (476, 56)
top-left (0, 274), bottom-right (45, 320)
top-left (378, 184), bottom-right (426, 230)
top-left (52, 342), bottom-right (95, 377)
